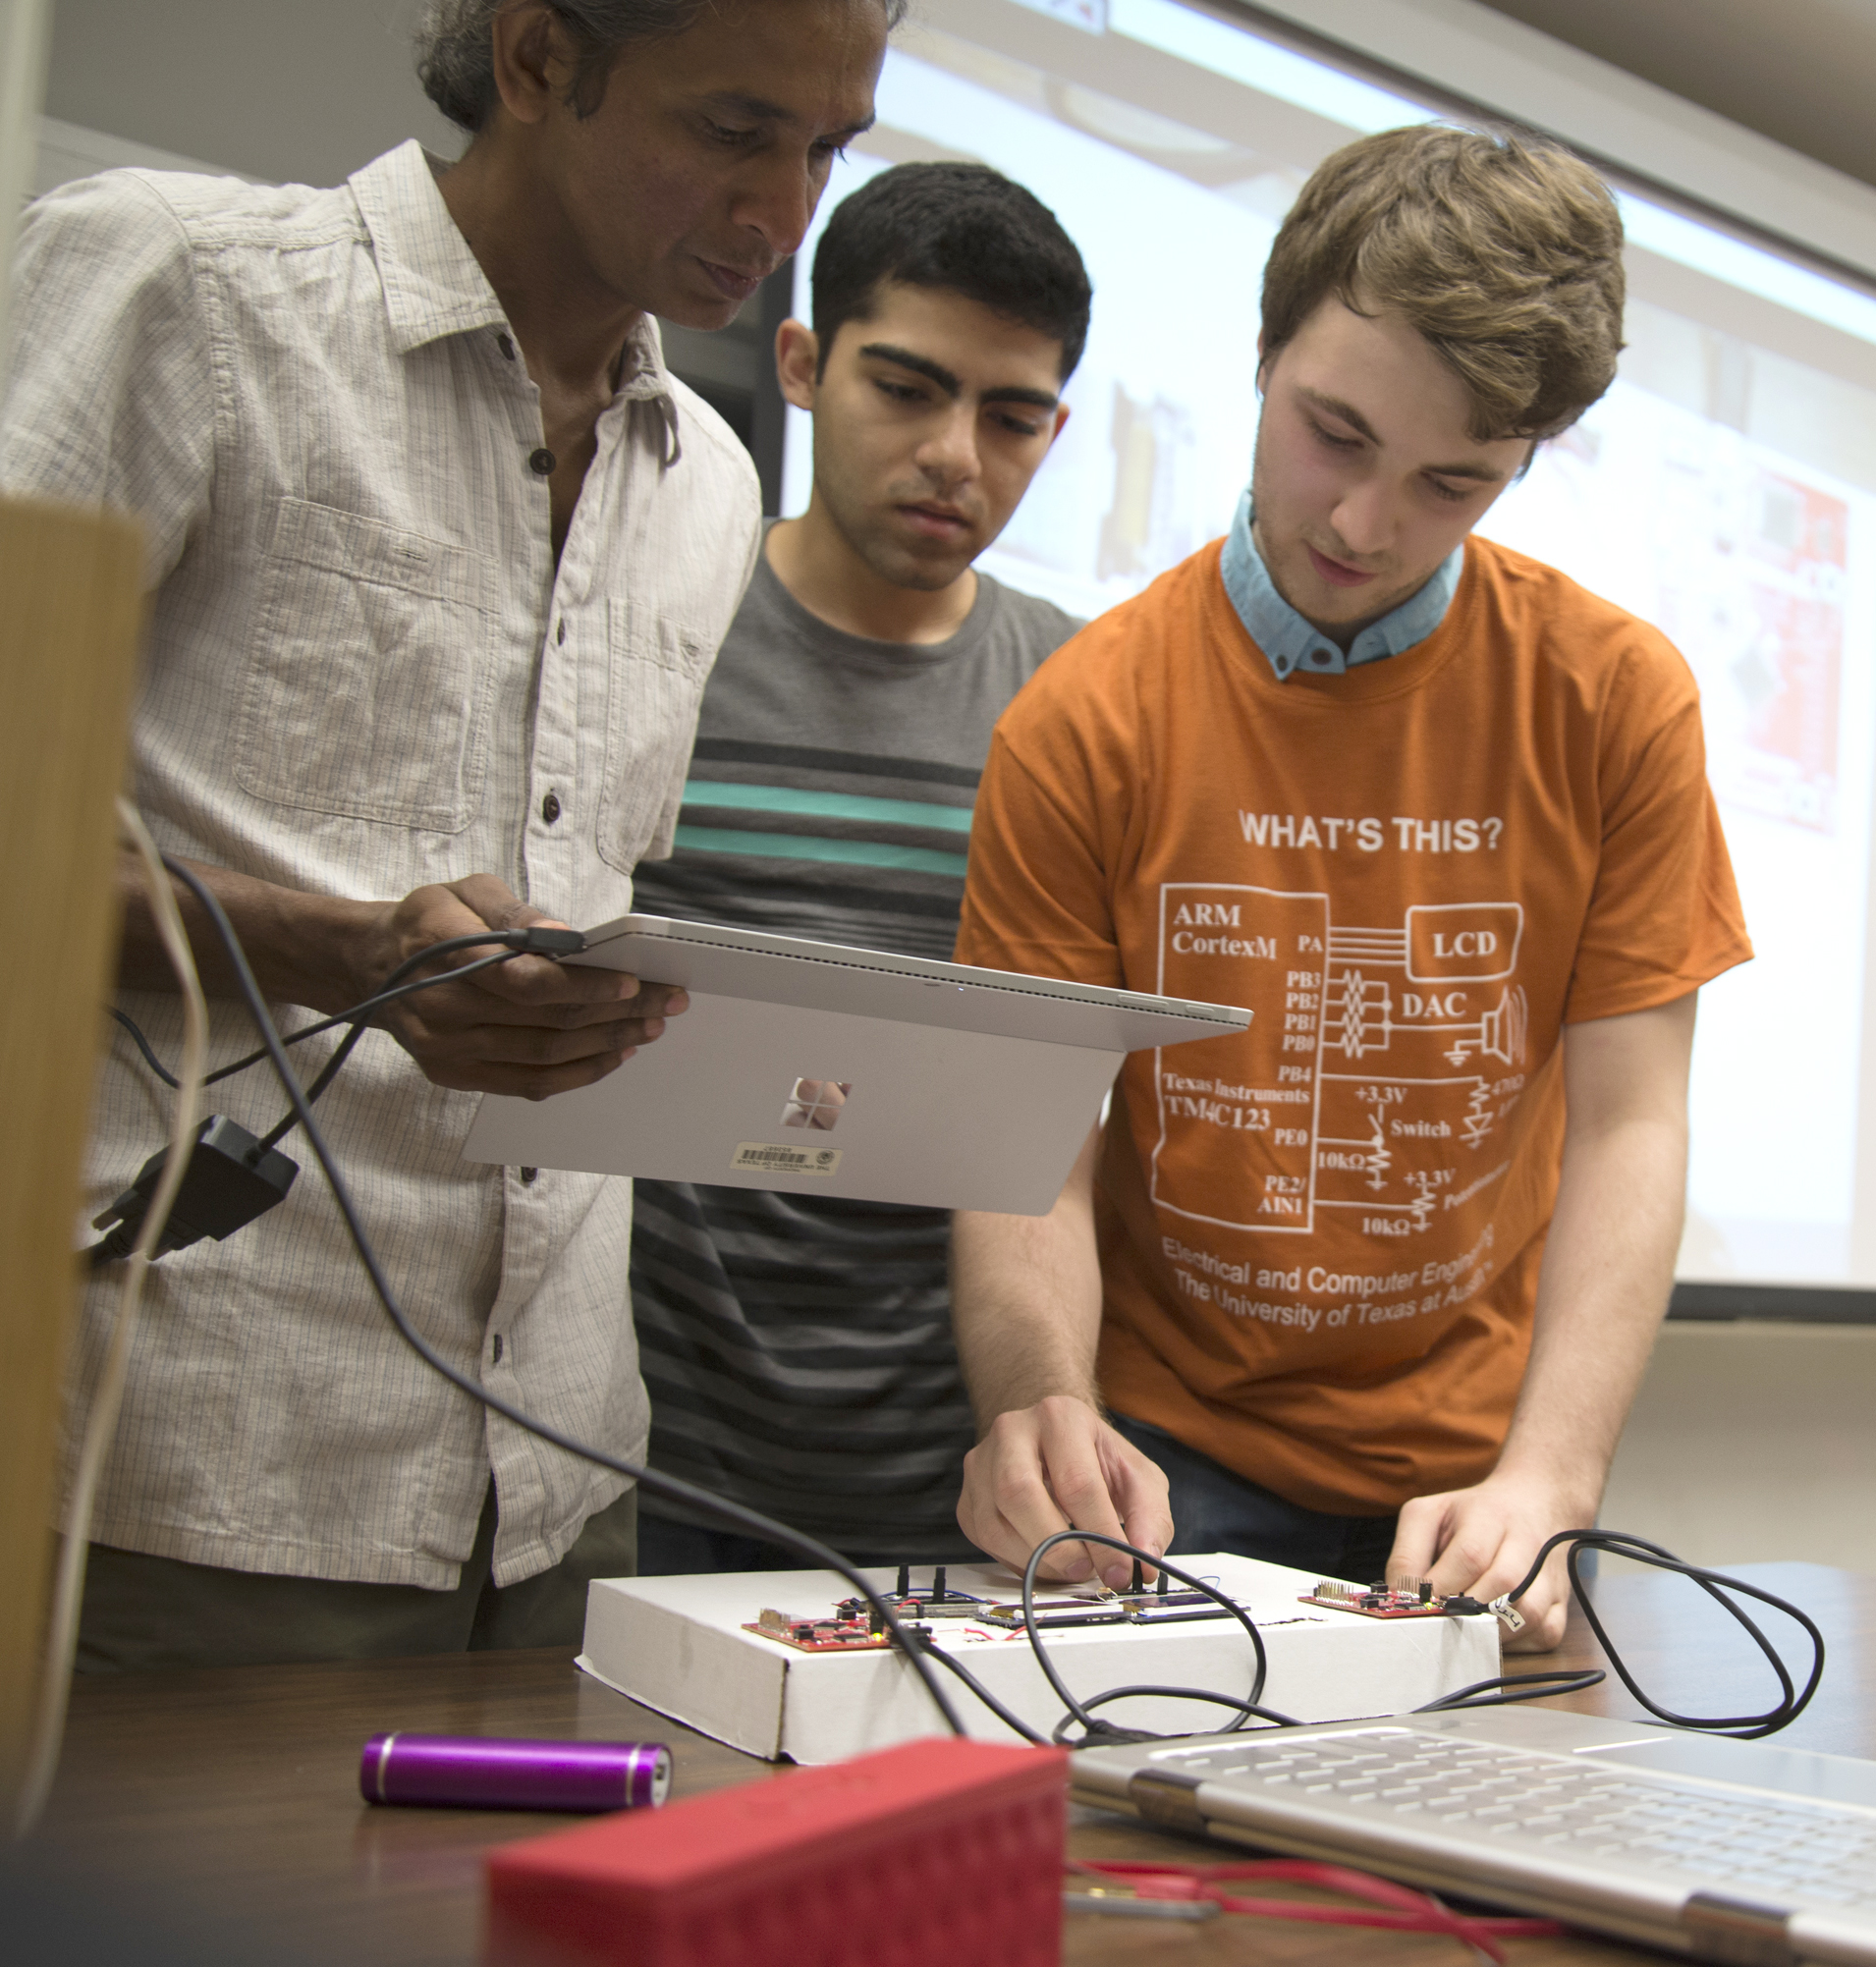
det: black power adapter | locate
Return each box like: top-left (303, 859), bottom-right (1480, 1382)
top-left (89, 1116), bottom-right (299, 1265)
top-left (90, 922), bottom-right (595, 1269)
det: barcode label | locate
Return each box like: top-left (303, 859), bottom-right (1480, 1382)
top-left (731, 1142), bottom-right (844, 1176)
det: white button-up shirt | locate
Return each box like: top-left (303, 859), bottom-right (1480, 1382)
top-left (1, 141), bottom-right (760, 1586)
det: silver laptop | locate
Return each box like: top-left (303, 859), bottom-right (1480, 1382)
top-left (1072, 1706), bottom-right (1876, 1961)
top-left (462, 914), bottom-right (1249, 1213)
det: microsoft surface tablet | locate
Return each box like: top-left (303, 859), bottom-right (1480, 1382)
top-left (462, 914), bottom-right (1250, 1213)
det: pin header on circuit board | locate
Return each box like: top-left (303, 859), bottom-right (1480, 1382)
top-left (742, 1562), bottom-right (1241, 1653)
top-left (1300, 1577), bottom-right (1523, 1633)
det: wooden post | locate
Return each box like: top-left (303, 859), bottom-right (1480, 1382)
top-left (0, 494), bottom-right (144, 1818)
top-left (0, 0), bottom-right (53, 371)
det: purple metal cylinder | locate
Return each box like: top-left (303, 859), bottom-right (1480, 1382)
top-left (359, 1733), bottom-right (670, 1813)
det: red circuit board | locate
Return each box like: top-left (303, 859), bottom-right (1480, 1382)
top-left (1298, 1593), bottom-right (1451, 1619)
top-left (1299, 1579), bottom-right (1462, 1619)
top-left (744, 1610), bottom-right (893, 1653)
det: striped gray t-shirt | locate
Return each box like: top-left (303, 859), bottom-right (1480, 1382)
top-left (630, 546), bottom-right (1078, 1556)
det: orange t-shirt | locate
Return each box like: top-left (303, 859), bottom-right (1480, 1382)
top-left (955, 534), bottom-right (1752, 1515)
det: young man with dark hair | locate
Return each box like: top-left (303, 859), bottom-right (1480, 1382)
top-left (628, 161), bottom-right (1091, 1570)
top-left (949, 126), bottom-right (1751, 1648)
top-left (0, 0), bottom-right (891, 1667)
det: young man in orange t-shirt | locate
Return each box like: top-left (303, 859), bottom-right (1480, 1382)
top-left (950, 127), bottom-right (1752, 1650)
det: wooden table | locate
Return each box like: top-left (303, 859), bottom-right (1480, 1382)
top-left (19, 1561), bottom-right (1866, 1964)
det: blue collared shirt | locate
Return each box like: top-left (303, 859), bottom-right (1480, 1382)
top-left (1219, 490), bottom-right (1462, 681)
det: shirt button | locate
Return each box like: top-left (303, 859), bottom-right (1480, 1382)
top-left (541, 791), bottom-right (562, 825)
top-left (528, 447), bottom-right (556, 475)
top-left (519, 1166), bottom-right (538, 1185)
top-left (497, 332), bottom-right (516, 360)
top-left (556, 620), bottom-right (567, 646)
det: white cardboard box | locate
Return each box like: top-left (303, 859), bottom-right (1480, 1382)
top-left (578, 1557), bottom-right (1500, 1764)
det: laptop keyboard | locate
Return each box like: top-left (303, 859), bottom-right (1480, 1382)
top-left (1173, 1732), bottom-right (1876, 1910)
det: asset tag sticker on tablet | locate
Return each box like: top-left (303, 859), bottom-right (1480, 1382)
top-left (732, 1142), bottom-right (844, 1176)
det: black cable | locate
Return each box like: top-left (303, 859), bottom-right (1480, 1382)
top-left (109, 1008), bottom-right (182, 1088)
top-left (1415, 1668), bottom-right (1607, 1712)
top-left (1008, 1524), bottom-right (1813, 1746)
top-left (276, 951), bottom-right (520, 1059)
top-left (1506, 1530), bottom-right (1824, 1738)
top-left (112, 934), bottom-right (532, 1103)
top-left (904, 1631), bottom-right (1048, 1744)
top-left (1050, 1684), bottom-right (1303, 1747)
top-left (252, 950), bottom-right (522, 1154)
top-left (1021, 1532), bottom-right (1300, 1745)
top-left (156, 856), bottom-right (966, 1741)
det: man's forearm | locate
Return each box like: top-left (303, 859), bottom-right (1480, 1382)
top-left (950, 1123), bottom-right (1173, 1583)
top-left (951, 1124), bottom-right (1105, 1424)
top-left (115, 848), bottom-right (379, 1013)
top-left (1385, 998), bottom-right (1697, 1647)
top-left (1495, 1119), bottom-right (1683, 1504)
top-left (1496, 1021), bottom-right (1693, 1506)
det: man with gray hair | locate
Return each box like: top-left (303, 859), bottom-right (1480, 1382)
top-left (0, 0), bottom-right (891, 1667)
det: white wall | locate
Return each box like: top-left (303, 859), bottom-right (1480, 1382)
top-left (30, 115), bottom-right (237, 198)
top-left (1601, 1323), bottom-right (1876, 1573)
top-left (1237, 0), bottom-right (1876, 283)
top-left (1474, 0), bottom-right (1876, 193)
top-left (41, 0), bottom-right (459, 189)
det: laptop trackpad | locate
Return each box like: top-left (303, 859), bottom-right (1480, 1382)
top-left (1583, 1733), bottom-right (1876, 1808)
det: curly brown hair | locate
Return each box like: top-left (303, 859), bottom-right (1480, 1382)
top-left (1261, 125), bottom-right (1626, 442)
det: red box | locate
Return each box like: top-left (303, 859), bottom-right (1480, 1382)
top-left (483, 1736), bottom-right (1069, 1967)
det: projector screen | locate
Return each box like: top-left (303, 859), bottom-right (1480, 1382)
top-left (778, 0), bottom-right (1876, 1294)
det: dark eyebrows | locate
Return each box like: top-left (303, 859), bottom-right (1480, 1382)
top-left (1297, 385), bottom-right (1509, 483)
top-left (705, 90), bottom-right (794, 118)
top-left (1297, 387), bottom-right (1381, 446)
top-left (857, 343), bottom-right (961, 398)
top-left (983, 384), bottom-right (1062, 411)
top-left (856, 343), bottom-right (1059, 411)
top-left (1419, 459), bottom-right (1510, 484)
top-left (702, 89), bottom-right (874, 142)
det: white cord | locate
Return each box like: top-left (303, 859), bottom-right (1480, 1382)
top-left (13, 800), bottom-right (209, 1837)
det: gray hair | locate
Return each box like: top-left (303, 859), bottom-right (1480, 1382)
top-left (416, 0), bottom-right (906, 133)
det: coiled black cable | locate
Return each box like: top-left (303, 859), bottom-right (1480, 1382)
top-left (948, 1522), bottom-right (1818, 1746)
top-left (1021, 1531), bottom-right (1300, 1745)
top-left (1415, 1668), bottom-right (1607, 1712)
top-left (1505, 1529), bottom-right (1824, 1737)
top-left (156, 856), bottom-right (966, 1740)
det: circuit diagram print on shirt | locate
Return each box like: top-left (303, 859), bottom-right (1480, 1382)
top-left (1151, 884), bottom-right (1529, 1239)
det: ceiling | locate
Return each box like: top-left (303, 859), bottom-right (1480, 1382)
top-left (1472, 0), bottom-right (1876, 191)
top-left (37, 0), bottom-right (1876, 201)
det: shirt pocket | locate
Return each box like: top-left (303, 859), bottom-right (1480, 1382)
top-left (235, 497), bottom-right (495, 833)
top-left (594, 595), bottom-right (714, 876)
